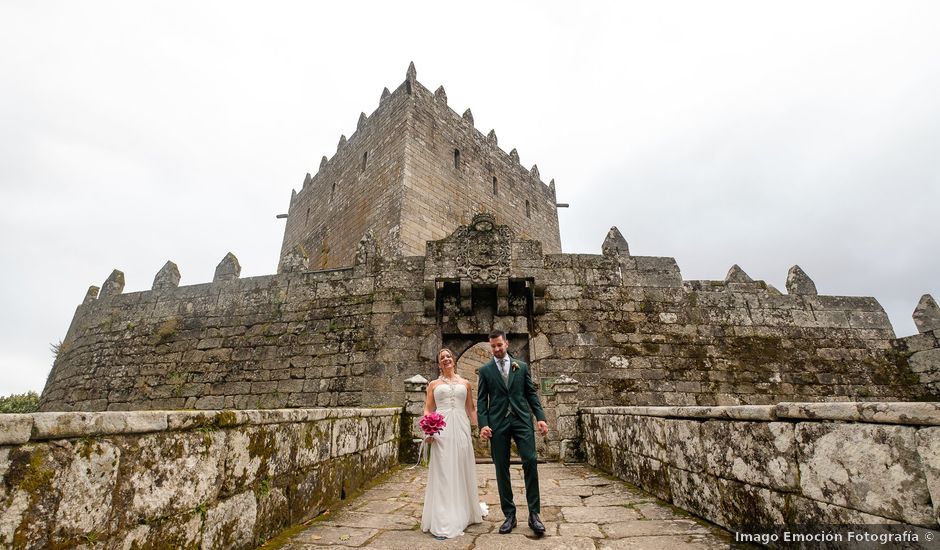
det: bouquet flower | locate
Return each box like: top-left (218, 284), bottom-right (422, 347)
top-left (419, 411), bottom-right (446, 436)
top-left (410, 411), bottom-right (446, 469)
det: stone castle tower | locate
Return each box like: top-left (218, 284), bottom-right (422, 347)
top-left (279, 62), bottom-right (562, 271)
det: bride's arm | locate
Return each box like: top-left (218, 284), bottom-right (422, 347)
top-left (464, 380), bottom-right (478, 426)
top-left (423, 380), bottom-right (437, 416)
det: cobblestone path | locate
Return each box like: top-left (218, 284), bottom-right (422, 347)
top-left (266, 462), bottom-right (734, 549)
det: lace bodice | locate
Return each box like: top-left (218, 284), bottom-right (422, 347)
top-left (433, 378), bottom-right (467, 412)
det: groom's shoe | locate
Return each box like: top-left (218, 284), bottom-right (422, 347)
top-left (498, 515), bottom-right (516, 534)
top-left (528, 512), bottom-right (546, 537)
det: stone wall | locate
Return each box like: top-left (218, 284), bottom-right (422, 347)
top-left (532, 247), bottom-right (933, 408)
top-left (40, 250), bottom-right (434, 412)
top-left (583, 403), bottom-right (940, 538)
top-left (41, 219), bottom-right (934, 448)
top-left (0, 407), bottom-right (400, 549)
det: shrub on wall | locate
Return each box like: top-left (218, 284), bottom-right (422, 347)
top-left (0, 390), bottom-right (40, 413)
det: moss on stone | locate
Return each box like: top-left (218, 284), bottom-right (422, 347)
top-left (17, 448), bottom-right (55, 493)
top-left (77, 437), bottom-right (99, 460)
top-left (154, 317), bottom-right (180, 343)
top-left (728, 336), bottom-right (785, 365)
top-left (215, 410), bottom-right (239, 428)
top-left (259, 478), bottom-right (272, 497)
top-left (641, 342), bottom-right (661, 353)
top-left (247, 427), bottom-right (277, 475)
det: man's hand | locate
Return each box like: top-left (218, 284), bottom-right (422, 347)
top-left (536, 421), bottom-right (549, 436)
top-left (480, 426), bottom-right (492, 440)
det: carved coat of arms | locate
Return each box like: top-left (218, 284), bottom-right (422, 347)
top-left (455, 213), bottom-right (511, 284)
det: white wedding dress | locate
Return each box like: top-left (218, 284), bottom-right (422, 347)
top-left (421, 379), bottom-right (483, 538)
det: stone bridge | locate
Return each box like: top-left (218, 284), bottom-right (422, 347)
top-left (3, 388), bottom-right (940, 548)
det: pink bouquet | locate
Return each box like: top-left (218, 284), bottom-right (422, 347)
top-left (419, 412), bottom-right (446, 436)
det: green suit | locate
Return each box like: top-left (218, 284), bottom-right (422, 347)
top-left (477, 356), bottom-right (546, 517)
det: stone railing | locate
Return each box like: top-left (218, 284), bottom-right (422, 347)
top-left (582, 403), bottom-right (940, 538)
top-left (0, 407), bottom-right (400, 549)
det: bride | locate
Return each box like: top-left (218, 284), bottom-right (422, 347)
top-left (420, 348), bottom-right (484, 539)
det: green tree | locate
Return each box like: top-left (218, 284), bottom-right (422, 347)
top-left (0, 391), bottom-right (40, 413)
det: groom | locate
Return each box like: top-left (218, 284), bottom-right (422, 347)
top-left (478, 330), bottom-right (549, 536)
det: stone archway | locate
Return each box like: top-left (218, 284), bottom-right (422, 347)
top-left (455, 342), bottom-right (490, 400)
top-left (455, 342), bottom-right (493, 459)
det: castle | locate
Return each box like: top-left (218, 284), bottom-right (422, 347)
top-left (13, 63), bottom-right (940, 548)
top-left (40, 63), bottom-right (940, 459)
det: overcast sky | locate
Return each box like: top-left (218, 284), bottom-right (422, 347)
top-left (2, 1), bottom-right (938, 396)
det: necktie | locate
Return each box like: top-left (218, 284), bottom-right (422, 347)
top-left (500, 359), bottom-right (509, 384)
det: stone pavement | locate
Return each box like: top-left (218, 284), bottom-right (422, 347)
top-left (265, 462), bottom-right (736, 549)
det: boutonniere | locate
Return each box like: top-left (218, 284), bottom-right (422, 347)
top-left (511, 361), bottom-right (520, 372)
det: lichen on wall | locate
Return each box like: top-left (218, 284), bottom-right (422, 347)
top-left (0, 408), bottom-right (400, 549)
top-left (583, 403), bottom-right (940, 534)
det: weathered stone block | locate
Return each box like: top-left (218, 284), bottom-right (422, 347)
top-left (213, 252), bottom-right (241, 282)
top-left (99, 269), bottom-right (125, 298)
top-left (331, 417), bottom-right (369, 457)
top-left (202, 491), bottom-right (257, 549)
top-left (701, 420), bottom-right (797, 491)
top-left (788, 495), bottom-right (900, 526)
top-left (601, 226), bottom-right (630, 257)
top-left (785, 265), bottom-right (817, 295)
top-left (254, 485), bottom-right (290, 543)
top-left (166, 410), bottom-right (246, 431)
top-left (916, 427), bottom-right (940, 525)
top-left (914, 294), bottom-right (940, 334)
top-left (293, 421), bottom-right (333, 468)
top-left (31, 411), bottom-right (168, 439)
top-left (910, 349), bottom-right (940, 385)
top-left (192, 396), bottom-right (224, 410)
top-left (530, 332), bottom-right (554, 361)
top-left (715, 477), bottom-right (787, 532)
top-left (114, 430), bottom-right (226, 524)
top-left (152, 261), bottom-right (181, 291)
top-left (777, 401), bottom-right (940, 426)
top-left (52, 439), bottom-right (120, 538)
top-left (117, 513), bottom-right (203, 549)
top-left (616, 415), bottom-right (668, 462)
top-left (0, 443), bottom-right (71, 548)
top-left (663, 419), bottom-right (704, 472)
top-left (610, 449), bottom-right (671, 501)
top-left (0, 415), bottom-right (33, 445)
top-left (668, 467), bottom-right (725, 528)
top-left (796, 422), bottom-right (934, 526)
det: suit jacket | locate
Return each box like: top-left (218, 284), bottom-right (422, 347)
top-left (477, 356), bottom-right (547, 431)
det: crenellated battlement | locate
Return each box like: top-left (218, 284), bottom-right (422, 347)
top-left (291, 60), bottom-right (560, 205)
top-left (42, 218), bottom-right (937, 414)
top-left (406, 71), bottom-right (556, 200)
